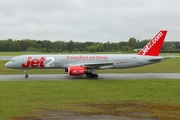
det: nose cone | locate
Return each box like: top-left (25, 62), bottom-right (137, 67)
top-left (5, 62), bottom-right (10, 68)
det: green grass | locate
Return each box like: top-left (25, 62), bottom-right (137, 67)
top-left (0, 80), bottom-right (180, 119)
top-left (0, 52), bottom-right (180, 120)
top-left (1, 52), bottom-right (180, 119)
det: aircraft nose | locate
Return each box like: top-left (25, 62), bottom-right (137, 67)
top-left (5, 62), bottom-right (10, 68)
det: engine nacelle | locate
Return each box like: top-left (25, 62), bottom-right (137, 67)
top-left (68, 66), bottom-right (86, 75)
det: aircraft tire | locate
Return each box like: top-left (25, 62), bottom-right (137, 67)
top-left (86, 73), bottom-right (98, 79)
top-left (86, 73), bottom-right (91, 78)
top-left (94, 74), bottom-right (98, 78)
top-left (90, 73), bottom-right (94, 78)
top-left (25, 74), bottom-right (28, 78)
top-left (89, 74), bottom-right (98, 78)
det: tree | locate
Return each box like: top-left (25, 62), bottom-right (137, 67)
top-left (73, 48), bottom-right (79, 52)
top-left (10, 41), bottom-right (21, 51)
top-left (163, 42), bottom-right (176, 51)
top-left (89, 46), bottom-right (96, 52)
top-left (118, 41), bottom-right (127, 51)
top-left (128, 37), bottom-right (137, 49)
top-left (122, 46), bottom-right (133, 51)
top-left (27, 47), bottom-right (35, 51)
top-left (139, 40), bottom-right (149, 48)
top-left (95, 44), bottom-right (104, 52)
top-left (1, 38), bottom-right (180, 53)
top-left (67, 40), bottom-right (74, 52)
top-left (41, 40), bottom-right (52, 49)
top-left (104, 42), bottom-right (111, 51)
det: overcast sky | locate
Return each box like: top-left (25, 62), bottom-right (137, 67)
top-left (0, 0), bottom-right (179, 42)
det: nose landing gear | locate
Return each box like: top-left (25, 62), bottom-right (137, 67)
top-left (23, 70), bottom-right (28, 78)
top-left (25, 74), bottom-right (28, 78)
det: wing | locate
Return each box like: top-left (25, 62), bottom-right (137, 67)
top-left (62, 62), bottom-right (114, 69)
top-left (83, 62), bottom-right (114, 69)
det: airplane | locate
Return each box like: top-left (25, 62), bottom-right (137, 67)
top-left (5, 30), bottom-right (168, 79)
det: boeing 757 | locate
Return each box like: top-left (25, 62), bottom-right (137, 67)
top-left (5, 30), bottom-right (168, 78)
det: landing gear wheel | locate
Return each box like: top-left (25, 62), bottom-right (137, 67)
top-left (94, 74), bottom-right (98, 78)
top-left (86, 73), bottom-right (91, 78)
top-left (88, 73), bottom-right (98, 78)
top-left (25, 74), bottom-right (28, 78)
top-left (90, 73), bottom-right (94, 78)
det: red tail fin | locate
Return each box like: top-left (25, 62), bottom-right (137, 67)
top-left (137, 30), bottom-right (167, 56)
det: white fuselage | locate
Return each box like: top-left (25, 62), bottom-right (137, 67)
top-left (5, 54), bottom-right (165, 70)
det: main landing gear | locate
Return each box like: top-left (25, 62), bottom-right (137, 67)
top-left (86, 73), bottom-right (98, 78)
top-left (86, 68), bottom-right (98, 79)
top-left (23, 70), bottom-right (29, 78)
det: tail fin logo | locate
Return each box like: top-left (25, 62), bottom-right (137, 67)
top-left (141, 32), bottom-right (163, 55)
top-left (137, 30), bottom-right (167, 56)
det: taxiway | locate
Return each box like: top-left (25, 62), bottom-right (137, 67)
top-left (0, 56), bottom-right (13, 60)
top-left (0, 73), bottom-right (180, 81)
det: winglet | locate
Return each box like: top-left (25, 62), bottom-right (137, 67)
top-left (137, 30), bottom-right (167, 56)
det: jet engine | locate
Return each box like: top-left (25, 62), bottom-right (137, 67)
top-left (68, 66), bottom-right (86, 75)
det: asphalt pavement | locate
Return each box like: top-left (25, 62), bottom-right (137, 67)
top-left (0, 73), bottom-right (180, 81)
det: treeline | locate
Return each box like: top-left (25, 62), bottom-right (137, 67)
top-left (0, 38), bottom-right (180, 52)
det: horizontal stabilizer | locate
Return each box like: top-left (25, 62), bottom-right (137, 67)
top-left (148, 56), bottom-right (179, 62)
top-left (148, 57), bottom-right (166, 62)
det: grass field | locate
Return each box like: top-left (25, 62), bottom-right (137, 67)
top-left (0, 80), bottom-right (180, 120)
top-left (1, 52), bottom-right (180, 119)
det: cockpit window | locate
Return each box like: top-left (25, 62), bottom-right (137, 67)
top-left (10, 59), bottom-right (15, 62)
